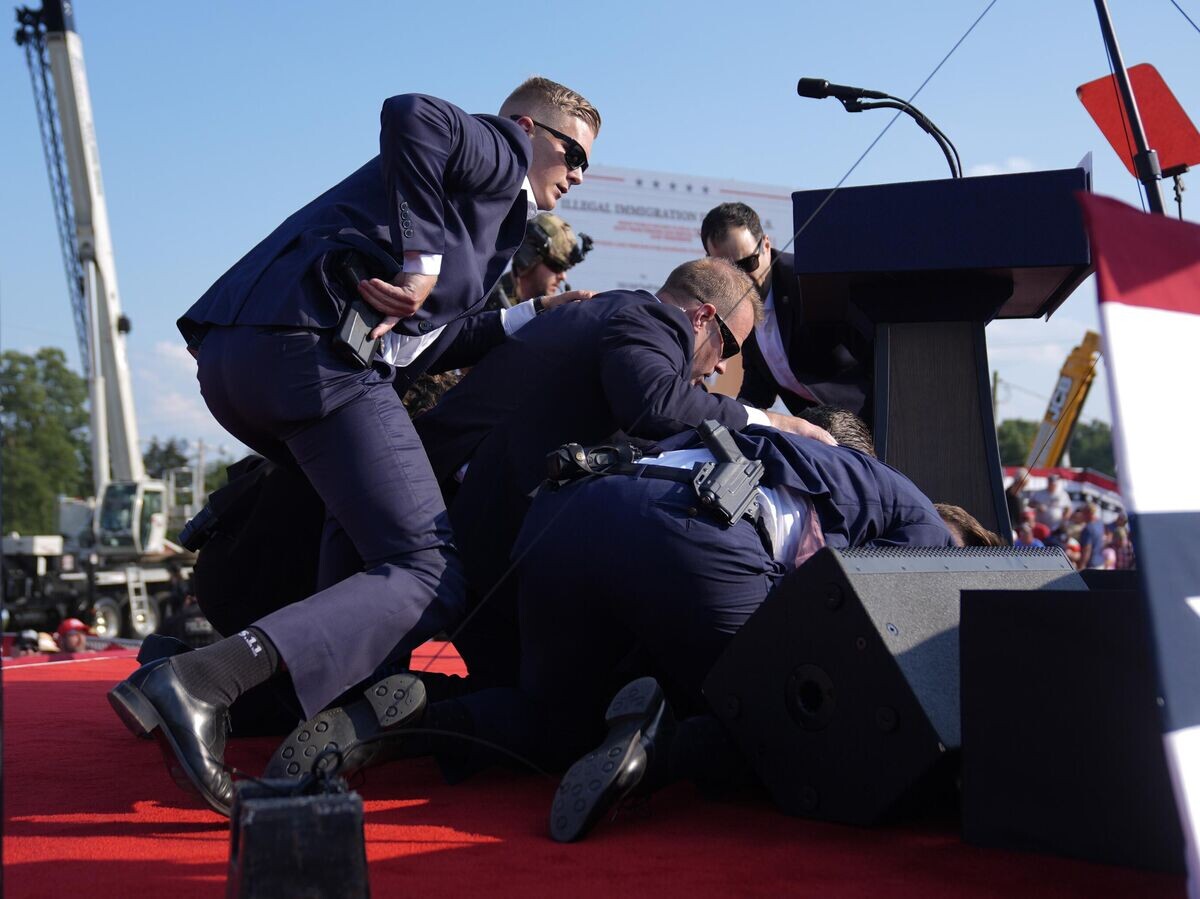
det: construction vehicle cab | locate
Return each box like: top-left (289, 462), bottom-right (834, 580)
top-left (96, 479), bottom-right (168, 559)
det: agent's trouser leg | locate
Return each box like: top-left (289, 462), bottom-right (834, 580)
top-left (197, 325), bottom-right (467, 718)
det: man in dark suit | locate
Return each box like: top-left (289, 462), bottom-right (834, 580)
top-left (107, 77), bottom-right (601, 816)
top-left (473, 423), bottom-right (953, 841)
top-left (262, 422), bottom-right (951, 830)
top-left (413, 257), bottom-right (835, 686)
top-left (260, 259), bottom-right (836, 782)
top-left (701, 202), bottom-right (872, 417)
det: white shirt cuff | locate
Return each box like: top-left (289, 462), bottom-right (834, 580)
top-left (402, 253), bottom-right (442, 275)
top-left (501, 298), bottom-right (538, 336)
top-left (742, 405), bottom-right (771, 427)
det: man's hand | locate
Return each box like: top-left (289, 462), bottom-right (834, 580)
top-left (764, 410), bottom-right (838, 446)
top-left (359, 272), bottom-right (438, 340)
top-left (542, 289), bottom-right (596, 311)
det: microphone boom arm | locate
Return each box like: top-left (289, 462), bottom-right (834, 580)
top-left (845, 97), bottom-right (962, 179)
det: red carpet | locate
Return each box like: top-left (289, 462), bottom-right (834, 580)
top-left (3, 645), bottom-right (1186, 898)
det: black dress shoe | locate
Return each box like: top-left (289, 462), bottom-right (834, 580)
top-left (107, 660), bottom-right (233, 816)
top-left (137, 633), bottom-right (193, 666)
top-left (263, 673), bottom-right (426, 782)
top-left (549, 676), bottom-right (676, 843)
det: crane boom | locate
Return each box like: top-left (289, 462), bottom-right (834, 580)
top-left (1024, 331), bottom-right (1102, 469)
top-left (15, 0), bottom-right (144, 492)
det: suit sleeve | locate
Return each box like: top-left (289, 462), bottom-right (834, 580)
top-left (425, 311), bottom-right (506, 374)
top-left (737, 333), bottom-right (781, 409)
top-left (866, 499), bottom-right (956, 548)
top-left (379, 94), bottom-right (526, 258)
top-left (599, 303), bottom-right (751, 439)
top-left (865, 520), bottom-right (956, 548)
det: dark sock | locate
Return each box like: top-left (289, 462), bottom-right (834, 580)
top-left (425, 699), bottom-right (478, 782)
top-left (169, 627), bottom-right (280, 709)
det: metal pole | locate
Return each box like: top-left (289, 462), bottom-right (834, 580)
top-left (1092, 0), bottom-right (1167, 214)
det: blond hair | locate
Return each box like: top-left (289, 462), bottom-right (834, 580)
top-left (660, 257), bottom-right (764, 323)
top-left (500, 76), bottom-right (601, 136)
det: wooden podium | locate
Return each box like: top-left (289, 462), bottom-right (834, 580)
top-left (790, 168), bottom-right (1093, 537)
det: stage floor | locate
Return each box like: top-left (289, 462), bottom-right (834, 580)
top-left (2, 646), bottom-right (1186, 898)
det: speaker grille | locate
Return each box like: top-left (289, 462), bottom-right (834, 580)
top-left (840, 545), bottom-right (1073, 574)
top-left (842, 546), bottom-right (1062, 558)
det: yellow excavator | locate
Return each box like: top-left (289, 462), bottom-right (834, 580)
top-left (1024, 331), bottom-right (1103, 469)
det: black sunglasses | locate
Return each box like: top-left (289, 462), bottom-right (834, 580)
top-left (731, 236), bottom-right (764, 274)
top-left (511, 116), bottom-right (589, 173)
top-left (710, 309), bottom-right (741, 360)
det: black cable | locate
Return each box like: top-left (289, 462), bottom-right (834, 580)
top-left (774, 0), bottom-right (998, 265)
top-left (1168, 0), bottom-right (1200, 35)
top-left (419, 0), bottom-right (1004, 679)
top-left (136, 0), bottom-right (1011, 812)
top-left (852, 98), bottom-right (961, 177)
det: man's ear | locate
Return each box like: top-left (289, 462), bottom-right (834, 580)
top-left (694, 302), bottom-right (717, 325)
top-left (512, 115), bottom-right (535, 137)
top-left (762, 233), bottom-right (772, 254)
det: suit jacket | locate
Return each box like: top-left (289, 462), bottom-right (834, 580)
top-left (658, 425), bottom-right (953, 549)
top-left (178, 94), bottom-right (532, 378)
top-left (416, 290), bottom-right (756, 593)
top-left (738, 250), bottom-right (872, 416)
top-left (416, 289), bottom-right (753, 492)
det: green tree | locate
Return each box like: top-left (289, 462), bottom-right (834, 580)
top-left (143, 436), bottom-right (190, 479)
top-left (0, 348), bottom-right (91, 534)
top-left (996, 418), bottom-right (1038, 467)
top-left (1067, 419), bottom-right (1116, 476)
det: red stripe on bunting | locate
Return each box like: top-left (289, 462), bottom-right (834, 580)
top-left (1077, 193), bottom-right (1200, 316)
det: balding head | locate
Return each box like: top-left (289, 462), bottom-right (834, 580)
top-left (658, 257), bottom-right (762, 383)
top-left (659, 257), bottom-right (762, 323)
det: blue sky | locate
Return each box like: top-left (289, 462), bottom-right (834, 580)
top-left (1, 0), bottom-right (1197, 463)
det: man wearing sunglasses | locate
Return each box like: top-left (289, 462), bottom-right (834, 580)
top-left (702, 202), bottom-right (871, 418)
top-left (484, 212), bottom-right (595, 314)
top-left (260, 257), bottom-right (837, 785)
top-left (111, 77), bottom-right (601, 816)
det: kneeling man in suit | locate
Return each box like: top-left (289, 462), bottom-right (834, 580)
top-left (108, 77), bottom-right (601, 816)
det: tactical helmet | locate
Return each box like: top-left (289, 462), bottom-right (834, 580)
top-left (512, 213), bottom-right (593, 274)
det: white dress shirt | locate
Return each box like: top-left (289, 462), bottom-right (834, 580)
top-left (638, 448), bottom-right (825, 571)
top-left (755, 285), bottom-right (819, 404)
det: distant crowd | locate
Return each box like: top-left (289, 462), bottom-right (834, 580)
top-left (1006, 470), bottom-right (1134, 570)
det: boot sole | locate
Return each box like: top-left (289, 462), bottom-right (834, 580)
top-left (264, 673), bottom-right (425, 781)
top-left (549, 676), bottom-right (663, 843)
top-left (107, 681), bottom-right (232, 817)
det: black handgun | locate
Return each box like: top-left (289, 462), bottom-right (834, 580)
top-left (692, 420), bottom-right (764, 525)
top-left (333, 256), bottom-right (385, 368)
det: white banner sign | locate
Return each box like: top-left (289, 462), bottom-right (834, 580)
top-left (555, 164), bottom-right (797, 293)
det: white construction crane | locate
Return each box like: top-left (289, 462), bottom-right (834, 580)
top-left (16, 0), bottom-right (174, 560)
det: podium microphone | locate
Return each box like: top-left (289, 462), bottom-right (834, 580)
top-left (796, 76), bottom-right (962, 179)
top-left (797, 78), bottom-right (888, 102)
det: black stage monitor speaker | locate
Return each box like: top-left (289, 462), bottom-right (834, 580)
top-left (703, 546), bottom-right (1084, 825)
top-left (960, 588), bottom-right (1185, 873)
